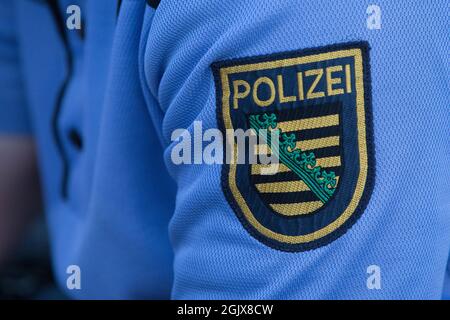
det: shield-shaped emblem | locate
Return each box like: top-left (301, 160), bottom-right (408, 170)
top-left (213, 42), bottom-right (374, 251)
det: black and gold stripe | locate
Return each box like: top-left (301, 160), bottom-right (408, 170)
top-left (250, 103), bottom-right (342, 216)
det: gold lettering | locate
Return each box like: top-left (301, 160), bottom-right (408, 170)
top-left (232, 80), bottom-right (250, 109)
top-left (277, 74), bottom-right (296, 103)
top-left (253, 77), bottom-right (275, 107)
top-left (305, 69), bottom-right (325, 99)
top-left (326, 65), bottom-right (344, 96)
top-left (345, 64), bottom-right (352, 93)
top-left (297, 72), bottom-right (305, 101)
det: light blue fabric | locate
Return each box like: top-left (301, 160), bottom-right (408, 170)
top-left (4, 0), bottom-right (175, 299)
top-left (143, 0), bottom-right (450, 299)
top-left (1, 0), bottom-right (448, 299)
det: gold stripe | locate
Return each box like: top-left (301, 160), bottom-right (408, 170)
top-left (252, 163), bottom-right (289, 174)
top-left (254, 144), bottom-right (270, 155)
top-left (221, 48), bottom-right (369, 244)
top-left (255, 177), bottom-right (340, 193)
top-left (277, 114), bottom-right (339, 132)
top-left (317, 156), bottom-right (341, 168)
top-left (271, 201), bottom-right (323, 216)
top-left (296, 136), bottom-right (340, 151)
top-left (251, 156), bottom-right (341, 174)
top-left (256, 180), bottom-right (310, 193)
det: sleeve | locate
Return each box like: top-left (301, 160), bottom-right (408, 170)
top-left (141, 0), bottom-right (450, 299)
top-left (443, 256), bottom-right (450, 300)
top-left (0, 0), bottom-right (30, 134)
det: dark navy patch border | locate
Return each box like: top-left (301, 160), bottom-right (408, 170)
top-left (212, 41), bottom-right (375, 252)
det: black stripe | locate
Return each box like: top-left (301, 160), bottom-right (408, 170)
top-left (257, 145), bottom-right (341, 163)
top-left (308, 145), bottom-right (341, 159)
top-left (251, 166), bottom-right (341, 184)
top-left (262, 191), bottom-right (318, 204)
top-left (146, 0), bottom-right (160, 9)
top-left (47, 0), bottom-right (72, 199)
top-left (291, 125), bottom-right (340, 141)
top-left (275, 102), bottom-right (341, 122)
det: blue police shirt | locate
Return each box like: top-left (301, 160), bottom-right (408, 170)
top-left (0, 0), bottom-right (449, 299)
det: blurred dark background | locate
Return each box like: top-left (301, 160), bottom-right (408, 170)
top-left (0, 216), bottom-right (66, 299)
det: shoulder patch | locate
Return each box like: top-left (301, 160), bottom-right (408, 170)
top-left (212, 42), bottom-right (375, 252)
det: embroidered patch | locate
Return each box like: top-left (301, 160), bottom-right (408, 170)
top-left (212, 42), bottom-right (375, 252)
